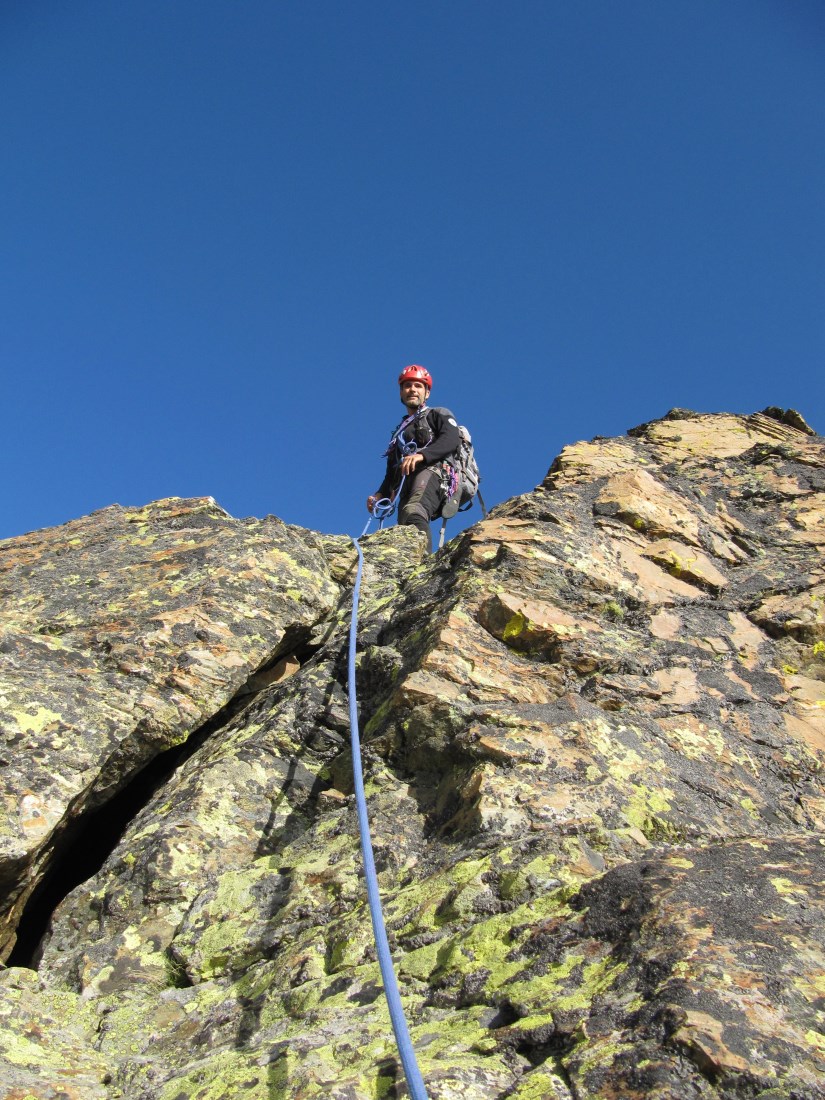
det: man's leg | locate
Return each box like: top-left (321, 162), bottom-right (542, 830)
top-left (399, 468), bottom-right (442, 553)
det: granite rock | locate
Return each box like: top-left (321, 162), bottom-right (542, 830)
top-left (0, 409), bottom-right (823, 1099)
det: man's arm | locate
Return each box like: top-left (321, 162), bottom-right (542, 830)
top-left (367, 454), bottom-right (399, 511)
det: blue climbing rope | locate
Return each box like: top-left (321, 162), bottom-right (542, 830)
top-left (347, 517), bottom-right (428, 1100)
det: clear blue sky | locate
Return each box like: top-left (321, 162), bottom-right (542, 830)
top-left (2, 1), bottom-right (823, 543)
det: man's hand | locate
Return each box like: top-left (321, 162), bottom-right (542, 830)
top-left (366, 495), bottom-right (378, 513)
top-left (400, 453), bottom-right (425, 476)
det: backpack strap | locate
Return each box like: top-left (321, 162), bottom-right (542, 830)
top-left (384, 407), bottom-right (432, 459)
top-left (427, 408), bottom-right (459, 460)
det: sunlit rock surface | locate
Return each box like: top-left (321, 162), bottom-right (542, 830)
top-left (1, 408), bottom-right (823, 1099)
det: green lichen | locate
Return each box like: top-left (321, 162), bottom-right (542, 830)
top-left (793, 973), bottom-right (825, 1001)
top-left (401, 1004), bottom-right (503, 1072)
top-left (402, 887), bottom-right (576, 997)
top-left (499, 854), bottom-right (559, 900)
top-left (155, 1049), bottom-right (271, 1100)
top-left (387, 855), bottom-right (497, 938)
top-left (665, 721), bottom-right (728, 761)
top-left (568, 1032), bottom-right (640, 1086)
top-left (503, 611), bottom-right (528, 641)
top-left (804, 1029), bottom-right (825, 1055)
top-left (507, 1063), bottom-right (571, 1098)
top-left (665, 551), bottom-right (685, 577)
top-left (666, 857), bottom-right (694, 870)
top-left (13, 706), bottom-right (62, 734)
top-left (770, 876), bottom-right (808, 900)
top-left (0, 985), bottom-right (103, 1076)
top-left (606, 745), bottom-right (649, 782)
top-left (623, 783), bottom-right (677, 842)
top-left (363, 695), bottom-right (398, 738)
top-left (0, 1031), bottom-right (66, 1068)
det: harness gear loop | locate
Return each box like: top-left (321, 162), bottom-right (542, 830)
top-left (346, 533), bottom-right (429, 1100)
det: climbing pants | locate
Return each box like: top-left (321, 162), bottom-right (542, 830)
top-left (399, 467), bottom-right (443, 553)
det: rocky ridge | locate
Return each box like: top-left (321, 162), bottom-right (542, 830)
top-left (0, 408), bottom-right (823, 1099)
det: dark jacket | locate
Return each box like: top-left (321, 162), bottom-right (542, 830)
top-left (376, 406), bottom-right (461, 501)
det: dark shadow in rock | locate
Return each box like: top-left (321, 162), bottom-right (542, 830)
top-left (9, 640), bottom-right (324, 970)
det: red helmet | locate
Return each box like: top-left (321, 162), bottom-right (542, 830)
top-left (398, 364), bottom-right (433, 390)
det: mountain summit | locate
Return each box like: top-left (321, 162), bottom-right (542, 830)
top-left (1, 408), bottom-right (823, 1099)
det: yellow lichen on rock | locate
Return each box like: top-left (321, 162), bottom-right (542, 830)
top-left (1, 411), bottom-right (825, 1099)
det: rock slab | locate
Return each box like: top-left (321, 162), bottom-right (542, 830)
top-left (0, 409), bottom-right (823, 1099)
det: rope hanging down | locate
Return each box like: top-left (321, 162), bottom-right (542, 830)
top-left (347, 523), bottom-right (429, 1100)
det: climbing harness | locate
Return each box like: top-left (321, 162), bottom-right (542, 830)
top-left (347, 514), bottom-right (429, 1100)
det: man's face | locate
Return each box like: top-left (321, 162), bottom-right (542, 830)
top-left (401, 380), bottom-right (428, 408)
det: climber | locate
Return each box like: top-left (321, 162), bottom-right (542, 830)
top-left (366, 365), bottom-right (461, 553)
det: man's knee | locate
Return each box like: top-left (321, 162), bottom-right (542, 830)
top-left (400, 500), bottom-right (432, 528)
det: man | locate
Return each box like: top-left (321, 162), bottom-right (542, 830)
top-left (366, 365), bottom-right (461, 552)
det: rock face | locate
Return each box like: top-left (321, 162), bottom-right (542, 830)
top-left (1, 408), bottom-right (824, 1100)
